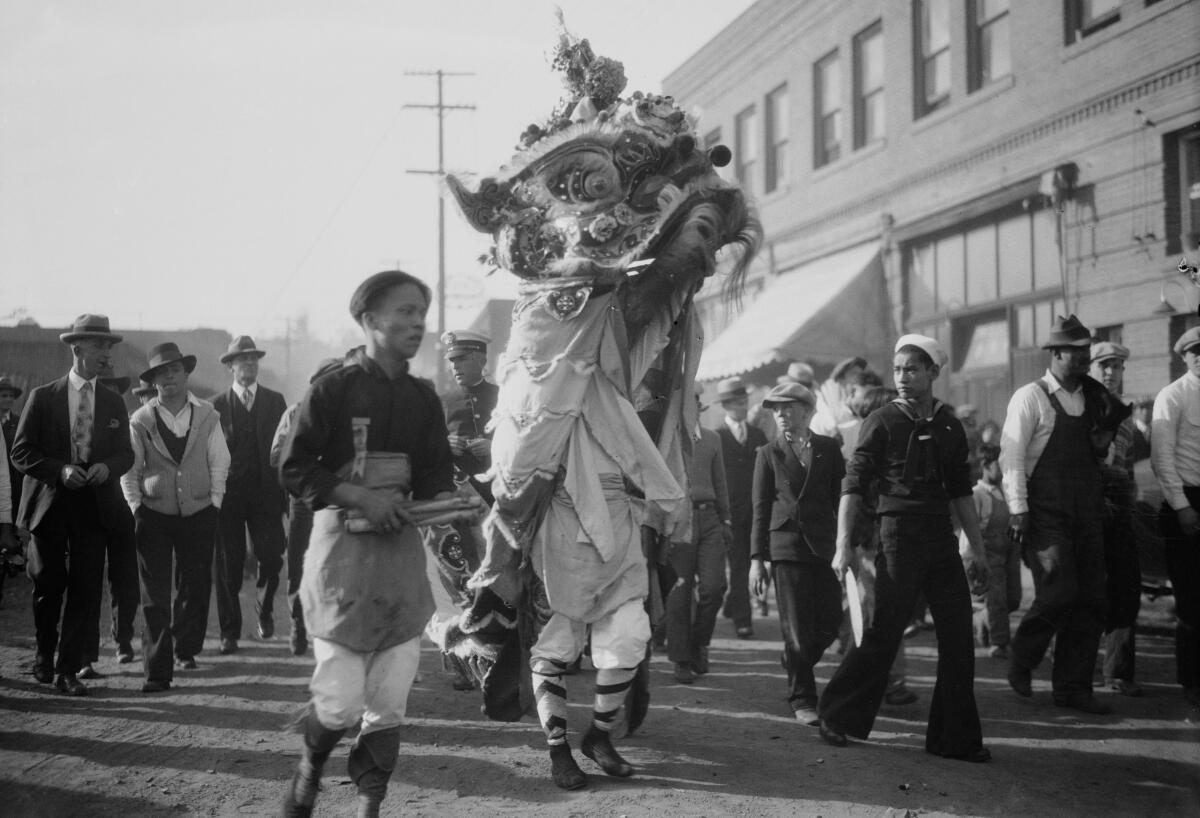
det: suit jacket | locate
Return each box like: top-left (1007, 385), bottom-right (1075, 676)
top-left (717, 421), bottom-right (768, 529)
top-left (750, 432), bottom-right (844, 563)
top-left (11, 375), bottom-right (135, 532)
top-left (213, 384), bottom-right (287, 511)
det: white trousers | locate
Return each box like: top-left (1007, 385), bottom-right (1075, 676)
top-left (530, 598), bottom-right (650, 670)
top-left (310, 636), bottom-right (420, 734)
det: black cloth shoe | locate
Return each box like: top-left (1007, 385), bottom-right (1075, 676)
top-left (1007, 666), bottom-right (1033, 698)
top-left (54, 673), bottom-right (88, 696)
top-left (1053, 694), bottom-right (1112, 715)
top-left (142, 679), bottom-right (171, 693)
top-left (175, 656), bottom-right (197, 670)
top-left (818, 719), bottom-right (847, 747)
top-left (77, 663), bottom-right (100, 680)
top-left (32, 658), bottom-right (54, 684)
top-left (581, 726), bottom-right (634, 777)
top-left (258, 617), bottom-right (275, 639)
top-left (692, 646), bottom-right (709, 676)
top-left (933, 747), bottom-right (992, 763)
top-left (116, 643), bottom-right (135, 664)
top-left (549, 744), bottom-right (587, 790)
top-left (218, 638), bottom-right (238, 655)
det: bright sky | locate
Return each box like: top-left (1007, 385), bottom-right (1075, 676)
top-left (0, 0), bottom-right (756, 342)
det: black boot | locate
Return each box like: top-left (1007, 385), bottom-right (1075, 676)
top-left (580, 725), bottom-right (634, 777)
top-left (549, 743), bottom-right (587, 790)
top-left (348, 727), bottom-right (400, 818)
top-left (281, 714), bottom-right (345, 818)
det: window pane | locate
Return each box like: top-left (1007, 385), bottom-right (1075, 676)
top-left (821, 58), bottom-right (840, 105)
top-left (1032, 210), bottom-right (1060, 291)
top-left (924, 0), bottom-right (951, 52)
top-left (908, 242), bottom-right (936, 316)
top-left (1016, 304), bottom-right (1035, 347)
top-left (925, 51), bottom-right (950, 104)
top-left (961, 319), bottom-right (1009, 369)
top-left (981, 15), bottom-right (1010, 82)
top-left (966, 224), bottom-right (998, 304)
top-left (998, 215), bottom-right (1032, 296)
top-left (1034, 301), bottom-right (1055, 344)
top-left (862, 30), bottom-right (883, 90)
top-left (865, 92), bottom-right (885, 143)
top-left (979, 0), bottom-right (1009, 20)
top-left (936, 233), bottom-right (965, 309)
top-left (1082, 0), bottom-right (1120, 25)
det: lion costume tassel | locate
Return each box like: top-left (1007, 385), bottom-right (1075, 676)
top-left (442, 18), bottom-right (760, 789)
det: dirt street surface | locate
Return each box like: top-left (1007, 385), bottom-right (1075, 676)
top-left (0, 576), bottom-right (1197, 818)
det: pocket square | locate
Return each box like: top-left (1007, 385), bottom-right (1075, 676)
top-left (107, 419), bottom-right (121, 429)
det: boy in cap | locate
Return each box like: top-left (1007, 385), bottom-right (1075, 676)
top-left (12, 315), bottom-right (135, 696)
top-left (121, 342), bottom-right (230, 689)
top-left (749, 382), bottom-right (844, 724)
top-left (279, 270), bottom-right (458, 818)
top-left (715, 376), bottom-right (768, 637)
top-left (439, 330), bottom-right (499, 505)
top-left (1089, 341), bottom-right (1142, 696)
top-left (1151, 327), bottom-right (1200, 709)
top-left (818, 334), bottom-right (990, 761)
top-left (1002, 315), bottom-right (1128, 714)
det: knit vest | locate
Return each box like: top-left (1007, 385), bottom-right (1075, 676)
top-left (130, 401), bottom-right (220, 517)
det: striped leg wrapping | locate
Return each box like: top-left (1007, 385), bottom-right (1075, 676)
top-left (532, 662), bottom-right (569, 747)
top-left (592, 667), bottom-right (636, 733)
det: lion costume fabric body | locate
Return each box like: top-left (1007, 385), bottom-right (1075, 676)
top-left (443, 26), bottom-right (760, 733)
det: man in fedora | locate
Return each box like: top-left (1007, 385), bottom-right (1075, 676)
top-left (715, 376), bottom-right (767, 637)
top-left (1089, 341), bottom-right (1143, 698)
top-left (0, 376), bottom-right (23, 519)
top-left (440, 330), bottom-right (499, 506)
top-left (121, 342), bottom-right (229, 690)
top-left (1151, 327), bottom-right (1200, 710)
top-left (749, 381), bottom-right (844, 724)
top-left (212, 335), bottom-right (287, 653)
top-left (1001, 315), bottom-right (1129, 714)
top-left (11, 314), bottom-right (134, 695)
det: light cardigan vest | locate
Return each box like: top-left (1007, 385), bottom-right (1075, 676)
top-left (129, 401), bottom-right (220, 517)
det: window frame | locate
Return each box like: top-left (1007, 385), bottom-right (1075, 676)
top-left (1064, 0), bottom-right (1121, 45)
top-left (968, 0), bottom-right (1011, 92)
top-left (764, 83), bottom-right (789, 193)
top-left (853, 21), bottom-right (885, 149)
top-left (813, 49), bottom-right (842, 168)
top-left (734, 106), bottom-right (758, 193)
top-left (913, 0), bottom-right (951, 119)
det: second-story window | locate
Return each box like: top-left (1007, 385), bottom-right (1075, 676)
top-left (853, 21), bottom-right (885, 149)
top-left (969, 0), bottom-right (1011, 91)
top-left (735, 106), bottom-right (758, 194)
top-left (1065, 0), bottom-right (1121, 44)
top-left (914, 0), bottom-right (951, 118)
top-left (764, 84), bottom-right (789, 193)
top-left (814, 50), bottom-right (841, 168)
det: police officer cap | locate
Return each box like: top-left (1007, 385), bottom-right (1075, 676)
top-left (1174, 327), bottom-right (1200, 356)
top-left (1090, 341), bottom-right (1130, 363)
top-left (441, 330), bottom-right (490, 358)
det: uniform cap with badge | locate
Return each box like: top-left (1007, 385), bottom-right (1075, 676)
top-left (441, 330), bottom-right (490, 359)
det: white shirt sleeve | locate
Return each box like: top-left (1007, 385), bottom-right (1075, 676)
top-left (1152, 384), bottom-right (1187, 511)
top-left (208, 420), bottom-right (231, 509)
top-left (1000, 385), bottom-right (1042, 515)
top-left (121, 424), bottom-right (146, 512)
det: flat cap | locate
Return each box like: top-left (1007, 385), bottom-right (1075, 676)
top-left (1090, 341), bottom-right (1130, 363)
top-left (762, 382), bottom-right (816, 409)
top-left (1174, 327), bottom-right (1200, 356)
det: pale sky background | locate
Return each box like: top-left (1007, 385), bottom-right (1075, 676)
top-left (0, 0), bottom-right (757, 343)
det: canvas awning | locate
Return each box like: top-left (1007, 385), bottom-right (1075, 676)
top-left (697, 242), bottom-right (891, 381)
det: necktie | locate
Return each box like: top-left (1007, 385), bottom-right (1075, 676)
top-left (73, 381), bottom-right (93, 463)
top-left (735, 421), bottom-right (746, 445)
top-left (242, 389), bottom-right (253, 412)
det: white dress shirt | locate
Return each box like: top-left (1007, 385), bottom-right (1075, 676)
top-left (1151, 371), bottom-right (1200, 511)
top-left (121, 393), bottom-right (231, 512)
top-left (1000, 370), bottom-right (1087, 515)
top-left (724, 415), bottom-right (747, 444)
top-left (232, 382), bottom-right (258, 409)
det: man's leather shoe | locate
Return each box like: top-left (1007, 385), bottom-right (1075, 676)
top-left (32, 659), bottom-right (54, 684)
top-left (175, 656), bottom-right (197, 670)
top-left (258, 617), bottom-right (275, 639)
top-left (141, 679), bottom-right (171, 693)
top-left (692, 646), bottom-right (709, 676)
top-left (1053, 694), bottom-right (1112, 715)
top-left (735, 626), bottom-right (754, 639)
top-left (673, 662), bottom-right (695, 684)
top-left (77, 663), bottom-right (100, 680)
top-left (934, 747), bottom-right (992, 763)
top-left (793, 706), bottom-right (820, 726)
top-left (818, 719), bottom-right (848, 747)
top-left (219, 638), bottom-right (238, 655)
top-left (1107, 678), bottom-right (1142, 697)
top-left (1007, 666), bottom-right (1033, 698)
top-left (549, 744), bottom-right (587, 790)
top-left (55, 673), bottom-right (88, 696)
top-left (580, 726), bottom-right (634, 777)
top-left (884, 686), bottom-right (919, 706)
top-left (116, 643), bottom-right (135, 664)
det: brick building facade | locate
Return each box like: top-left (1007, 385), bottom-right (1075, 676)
top-left (668, 0), bottom-right (1200, 425)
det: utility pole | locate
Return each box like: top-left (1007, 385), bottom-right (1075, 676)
top-left (404, 69), bottom-right (475, 393)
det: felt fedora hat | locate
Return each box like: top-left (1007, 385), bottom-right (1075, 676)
top-left (141, 342), bottom-right (197, 383)
top-left (716, 377), bottom-right (748, 402)
top-left (0, 375), bottom-right (23, 398)
top-left (220, 335), bottom-right (268, 365)
top-left (761, 382), bottom-right (817, 410)
top-left (1040, 314), bottom-right (1092, 349)
top-left (59, 314), bottom-right (123, 344)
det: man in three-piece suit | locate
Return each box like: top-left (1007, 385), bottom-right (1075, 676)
top-left (749, 382), bottom-right (845, 725)
top-left (11, 314), bottom-right (134, 696)
top-left (212, 335), bottom-right (287, 654)
top-left (715, 376), bottom-right (768, 639)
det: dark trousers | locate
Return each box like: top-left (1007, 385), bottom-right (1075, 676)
top-left (1102, 510), bottom-right (1141, 682)
top-left (215, 488), bottom-right (285, 640)
top-left (27, 497), bottom-right (107, 675)
top-left (666, 506), bottom-right (727, 665)
top-left (819, 514), bottom-right (982, 757)
top-left (1011, 503), bottom-right (1107, 697)
top-left (1160, 492), bottom-right (1200, 689)
top-left (722, 513), bottom-right (752, 628)
top-left (83, 505), bottom-right (140, 662)
top-left (137, 505), bottom-right (218, 681)
top-left (774, 559), bottom-right (841, 710)
top-left (285, 496), bottom-right (313, 629)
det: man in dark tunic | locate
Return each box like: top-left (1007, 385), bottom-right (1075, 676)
top-left (439, 330), bottom-right (498, 505)
top-left (279, 270), bottom-right (455, 818)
